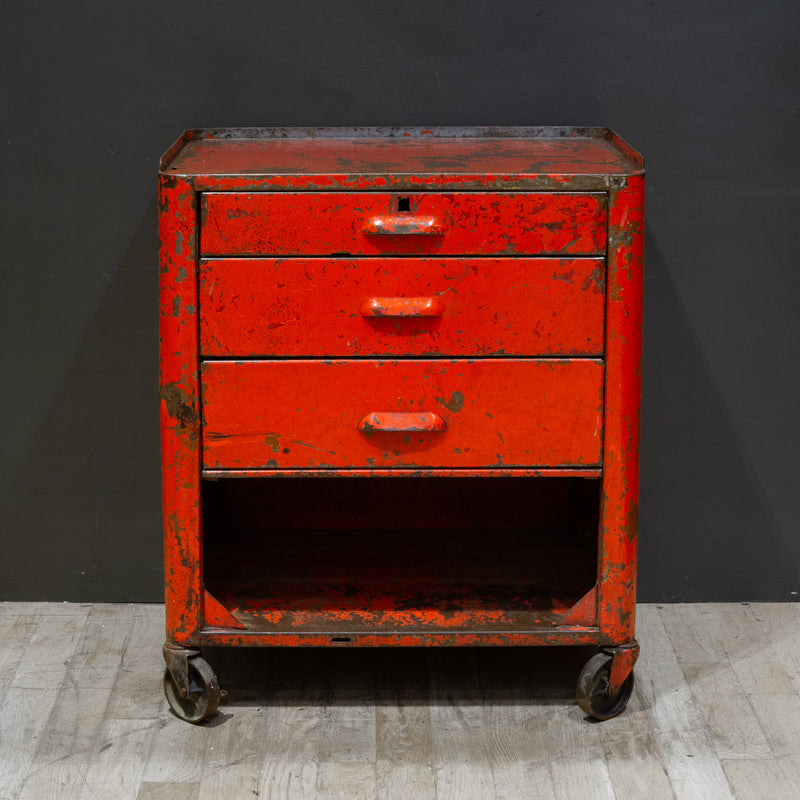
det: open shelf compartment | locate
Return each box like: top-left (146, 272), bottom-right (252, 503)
top-left (201, 477), bottom-right (600, 637)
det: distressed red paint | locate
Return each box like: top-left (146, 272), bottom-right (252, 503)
top-left (598, 174), bottom-right (645, 646)
top-left (159, 127), bottom-right (644, 722)
top-left (199, 257), bottom-right (606, 357)
top-left (202, 467), bottom-right (603, 479)
top-left (159, 173), bottom-right (203, 646)
top-left (200, 358), bottom-right (604, 470)
top-left (201, 192), bottom-right (607, 256)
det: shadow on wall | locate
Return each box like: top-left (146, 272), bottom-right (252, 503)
top-left (637, 228), bottom-right (795, 601)
top-left (3, 200), bottom-right (163, 601)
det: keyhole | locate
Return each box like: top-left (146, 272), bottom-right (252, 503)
top-left (397, 196), bottom-right (411, 213)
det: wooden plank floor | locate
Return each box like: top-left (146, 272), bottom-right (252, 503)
top-left (0, 603), bottom-right (798, 799)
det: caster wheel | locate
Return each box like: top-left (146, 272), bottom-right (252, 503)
top-left (163, 657), bottom-right (221, 724)
top-left (576, 651), bottom-right (634, 720)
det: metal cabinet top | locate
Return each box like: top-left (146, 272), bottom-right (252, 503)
top-left (159, 127), bottom-right (643, 192)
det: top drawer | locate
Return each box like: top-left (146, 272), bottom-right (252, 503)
top-left (200, 192), bottom-right (607, 256)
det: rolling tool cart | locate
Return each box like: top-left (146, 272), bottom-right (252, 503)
top-left (158, 126), bottom-right (644, 723)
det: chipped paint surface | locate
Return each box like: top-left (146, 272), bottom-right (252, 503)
top-left (597, 174), bottom-right (644, 644)
top-left (438, 390), bottom-right (465, 413)
top-left (200, 359), bottom-right (604, 470)
top-left (159, 128), bottom-right (643, 663)
top-left (359, 411), bottom-right (447, 434)
top-left (202, 467), bottom-right (604, 479)
top-left (201, 192), bottom-right (607, 257)
top-left (607, 639), bottom-right (640, 692)
top-left (200, 630), bottom-right (602, 647)
top-left (159, 173), bottom-right (202, 645)
top-left (199, 257), bottom-right (606, 357)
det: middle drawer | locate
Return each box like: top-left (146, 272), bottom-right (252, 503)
top-left (200, 257), bottom-right (605, 357)
top-left (201, 358), bottom-right (604, 470)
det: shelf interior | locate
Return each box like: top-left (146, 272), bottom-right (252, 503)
top-left (202, 477), bottom-right (600, 633)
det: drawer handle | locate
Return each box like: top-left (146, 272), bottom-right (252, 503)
top-left (360, 296), bottom-right (446, 317)
top-left (362, 215), bottom-right (446, 235)
top-left (359, 412), bottom-right (447, 433)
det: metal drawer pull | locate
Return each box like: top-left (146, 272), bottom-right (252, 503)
top-left (360, 296), bottom-right (446, 317)
top-left (362, 215), bottom-right (446, 235)
top-left (358, 411), bottom-right (447, 433)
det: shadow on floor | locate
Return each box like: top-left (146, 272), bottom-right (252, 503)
top-left (202, 644), bottom-right (601, 715)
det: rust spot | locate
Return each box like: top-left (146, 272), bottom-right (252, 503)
top-left (360, 421), bottom-right (375, 438)
top-left (225, 207), bottom-right (251, 220)
top-left (160, 382), bottom-right (198, 428)
top-left (161, 174), bottom-right (180, 190)
top-left (264, 433), bottom-right (280, 452)
top-left (624, 502), bottom-right (639, 544)
top-left (551, 268), bottom-right (576, 283)
top-left (608, 221), bottom-right (638, 250)
top-left (582, 263), bottom-right (605, 295)
top-left (436, 390), bottom-right (464, 413)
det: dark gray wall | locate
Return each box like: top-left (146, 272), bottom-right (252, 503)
top-left (1, 2), bottom-right (798, 601)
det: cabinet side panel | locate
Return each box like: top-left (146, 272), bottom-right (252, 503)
top-left (159, 174), bottom-right (202, 644)
top-left (598, 175), bottom-right (644, 643)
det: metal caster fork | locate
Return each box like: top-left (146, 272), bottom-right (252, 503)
top-left (576, 640), bottom-right (639, 720)
top-left (163, 643), bottom-right (222, 724)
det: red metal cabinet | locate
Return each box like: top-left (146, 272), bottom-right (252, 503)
top-left (158, 127), bottom-right (644, 723)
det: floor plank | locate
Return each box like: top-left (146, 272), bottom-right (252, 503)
top-left (662, 604), bottom-right (772, 761)
top-left (76, 717), bottom-right (158, 800)
top-left (256, 651), bottom-right (322, 800)
top-left (1, 602), bottom-right (799, 800)
top-left (137, 783), bottom-right (200, 800)
top-left (722, 758), bottom-right (798, 800)
top-left (547, 709), bottom-right (616, 800)
top-left (429, 649), bottom-right (508, 800)
top-left (659, 604), bottom-right (727, 665)
top-left (705, 604), bottom-right (796, 694)
top-left (706, 604), bottom-right (800, 757)
top-left (0, 606), bottom-right (91, 800)
top-left (0, 608), bottom-right (36, 687)
top-left (140, 712), bottom-right (209, 785)
top-left (316, 763), bottom-right (376, 800)
top-left (110, 606), bottom-right (165, 721)
top-left (17, 687), bottom-right (112, 800)
top-left (749, 603), bottom-right (800, 695)
top-left (638, 606), bottom-right (735, 800)
top-left (604, 728), bottom-right (676, 800)
top-left (195, 711), bottom-right (269, 800)
top-left (375, 651), bottom-right (436, 800)
top-left (317, 651), bottom-right (377, 765)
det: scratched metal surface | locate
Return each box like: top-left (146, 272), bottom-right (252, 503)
top-left (199, 359), bottom-right (605, 470)
top-left (164, 127), bottom-right (642, 176)
top-left (200, 191), bottom-right (608, 255)
top-left (199, 257), bottom-right (605, 357)
top-left (158, 129), bottom-right (640, 657)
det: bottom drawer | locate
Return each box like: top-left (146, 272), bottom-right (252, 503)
top-left (201, 359), bottom-right (604, 470)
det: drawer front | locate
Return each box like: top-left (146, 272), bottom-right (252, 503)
top-left (200, 257), bottom-right (605, 357)
top-left (201, 359), bottom-right (604, 470)
top-left (200, 192), bottom-right (607, 256)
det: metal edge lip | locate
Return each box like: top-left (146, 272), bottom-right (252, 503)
top-left (159, 126), bottom-right (644, 174)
